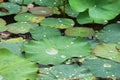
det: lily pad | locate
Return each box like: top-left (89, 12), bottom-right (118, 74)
top-left (83, 56), bottom-right (120, 78)
top-left (92, 43), bottom-right (120, 63)
top-left (34, 0), bottom-right (63, 7)
top-left (9, 0), bottom-right (33, 5)
top-left (96, 23), bottom-right (120, 43)
top-left (0, 37), bottom-right (25, 56)
top-left (22, 36), bottom-right (91, 65)
top-left (0, 18), bottom-right (6, 27)
top-left (0, 2), bottom-right (21, 16)
top-left (69, 0), bottom-right (120, 23)
top-left (39, 64), bottom-right (96, 80)
top-left (40, 18), bottom-right (74, 29)
top-left (29, 7), bottom-right (54, 17)
top-left (0, 48), bottom-right (38, 80)
top-left (6, 21), bottom-right (38, 34)
top-left (65, 27), bottom-right (95, 37)
top-left (30, 26), bottom-right (61, 40)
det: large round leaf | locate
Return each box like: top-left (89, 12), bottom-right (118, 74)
top-left (69, 0), bottom-right (120, 23)
top-left (7, 22), bottom-right (38, 34)
top-left (96, 23), bottom-right (120, 43)
top-left (22, 36), bottom-right (91, 65)
top-left (92, 43), bottom-right (120, 63)
top-left (0, 48), bottom-right (38, 80)
top-left (0, 2), bottom-right (21, 16)
top-left (83, 56), bottom-right (120, 78)
top-left (40, 18), bottom-right (74, 29)
top-left (34, 0), bottom-right (63, 7)
top-left (39, 64), bottom-right (96, 80)
top-left (30, 26), bottom-right (61, 40)
top-left (65, 27), bottom-right (95, 37)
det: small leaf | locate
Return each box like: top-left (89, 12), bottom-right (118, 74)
top-left (9, 0), bottom-right (33, 5)
top-left (39, 64), bottom-right (96, 80)
top-left (22, 36), bottom-right (91, 65)
top-left (83, 56), bottom-right (120, 78)
top-left (30, 26), bottom-right (61, 40)
top-left (40, 18), bottom-right (74, 29)
top-left (0, 48), bottom-right (38, 80)
top-left (65, 27), bottom-right (95, 37)
top-left (0, 18), bottom-right (6, 27)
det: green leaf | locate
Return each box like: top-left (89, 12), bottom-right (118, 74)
top-left (83, 56), bottom-right (120, 78)
top-left (96, 23), bottom-right (120, 43)
top-left (9, 0), bottom-right (33, 5)
top-left (0, 2), bottom-right (21, 16)
top-left (92, 43), bottom-right (120, 63)
top-left (0, 39), bottom-right (25, 56)
top-left (39, 64), bottom-right (96, 80)
top-left (30, 26), bottom-right (61, 40)
top-left (0, 48), bottom-right (38, 80)
top-left (77, 11), bottom-right (94, 24)
top-left (7, 21), bottom-right (38, 34)
top-left (65, 27), bottom-right (95, 37)
top-left (0, 18), bottom-right (6, 27)
top-left (22, 36), bottom-right (91, 65)
top-left (40, 18), bottom-right (74, 29)
top-left (69, 0), bottom-right (120, 23)
top-left (34, 0), bottom-right (63, 7)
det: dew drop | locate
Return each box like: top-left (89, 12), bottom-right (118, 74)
top-left (112, 75), bottom-right (115, 77)
top-left (109, 50), bottom-right (114, 53)
top-left (46, 48), bottom-right (58, 55)
top-left (61, 55), bottom-right (66, 58)
top-left (70, 42), bottom-right (74, 44)
top-left (103, 63), bottom-right (112, 68)
top-left (43, 35), bottom-right (46, 37)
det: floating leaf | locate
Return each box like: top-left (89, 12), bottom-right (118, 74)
top-left (83, 56), bottom-right (120, 78)
top-left (40, 18), bottom-right (74, 29)
top-left (9, 0), bottom-right (33, 5)
top-left (65, 27), bottom-right (95, 37)
top-left (30, 26), bottom-right (61, 40)
top-left (96, 23), bottom-right (120, 43)
top-left (0, 2), bottom-right (21, 16)
top-left (0, 48), bottom-right (38, 80)
top-left (18, 6), bottom-right (28, 13)
top-left (0, 18), bottom-right (6, 27)
top-left (0, 37), bottom-right (25, 56)
top-left (34, 0), bottom-right (63, 7)
top-left (7, 22), bottom-right (38, 34)
top-left (22, 36), bottom-right (91, 65)
top-left (69, 0), bottom-right (120, 23)
top-left (92, 43), bottom-right (120, 63)
top-left (29, 7), bottom-right (53, 17)
top-left (39, 64), bottom-right (96, 80)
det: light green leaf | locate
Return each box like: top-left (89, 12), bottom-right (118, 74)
top-left (0, 18), bottom-right (6, 27)
top-left (92, 43), bottom-right (120, 63)
top-left (30, 26), bottom-right (61, 40)
top-left (7, 21), bottom-right (38, 34)
top-left (22, 36), bottom-right (91, 65)
top-left (9, 0), bottom-right (33, 5)
top-left (0, 48), bottom-right (38, 80)
top-left (83, 56), bottom-right (120, 78)
top-left (96, 23), bottom-right (120, 43)
top-left (65, 27), bottom-right (95, 37)
top-left (40, 18), bottom-right (74, 29)
top-left (39, 64), bottom-right (96, 80)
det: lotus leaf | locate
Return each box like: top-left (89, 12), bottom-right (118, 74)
top-left (83, 56), bottom-right (120, 78)
top-left (0, 18), bottom-right (6, 27)
top-left (30, 26), bottom-right (61, 40)
top-left (0, 2), bottom-right (21, 16)
top-left (40, 18), bottom-right (74, 29)
top-left (0, 38), bottom-right (25, 56)
top-left (69, 0), bottom-right (120, 23)
top-left (92, 43), bottom-right (120, 63)
top-left (9, 0), bottom-right (33, 4)
top-left (34, 0), bottom-right (63, 7)
top-left (22, 36), bottom-right (91, 65)
top-left (7, 21), bottom-right (38, 34)
top-left (96, 23), bottom-right (120, 43)
top-left (39, 64), bottom-right (96, 80)
top-left (65, 27), bottom-right (95, 37)
top-left (0, 48), bottom-right (38, 80)
top-left (29, 7), bottom-right (53, 17)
